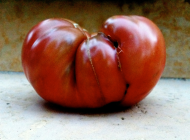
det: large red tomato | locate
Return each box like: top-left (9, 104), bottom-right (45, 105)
top-left (22, 15), bottom-right (166, 108)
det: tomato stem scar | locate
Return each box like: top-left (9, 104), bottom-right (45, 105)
top-left (116, 48), bottom-right (123, 71)
top-left (86, 39), bottom-right (100, 86)
top-left (73, 23), bottom-right (89, 39)
top-left (86, 39), bottom-right (106, 103)
top-left (106, 35), bottom-right (123, 71)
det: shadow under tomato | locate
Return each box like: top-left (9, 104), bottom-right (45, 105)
top-left (41, 101), bottom-right (134, 115)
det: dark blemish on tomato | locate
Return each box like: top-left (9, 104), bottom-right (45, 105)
top-left (113, 41), bottom-right (118, 48)
top-left (124, 84), bottom-right (130, 95)
top-left (126, 84), bottom-right (130, 89)
top-left (124, 90), bottom-right (127, 95)
top-left (106, 35), bottom-right (118, 48)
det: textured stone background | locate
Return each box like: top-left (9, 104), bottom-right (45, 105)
top-left (0, 0), bottom-right (190, 78)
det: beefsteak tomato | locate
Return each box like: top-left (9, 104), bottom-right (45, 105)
top-left (22, 15), bottom-right (166, 108)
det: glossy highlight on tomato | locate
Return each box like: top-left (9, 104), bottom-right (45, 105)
top-left (22, 15), bottom-right (166, 108)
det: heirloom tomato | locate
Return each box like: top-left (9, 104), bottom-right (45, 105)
top-left (22, 15), bottom-right (166, 108)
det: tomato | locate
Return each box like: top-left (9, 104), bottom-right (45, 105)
top-left (22, 15), bottom-right (166, 108)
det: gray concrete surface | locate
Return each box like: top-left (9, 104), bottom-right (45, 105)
top-left (0, 72), bottom-right (190, 140)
